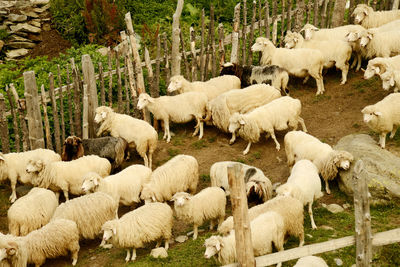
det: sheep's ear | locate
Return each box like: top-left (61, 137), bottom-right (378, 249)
top-left (374, 66), bottom-right (380, 74)
top-left (147, 96), bottom-right (155, 103)
top-left (93, 177), bottom-right (99, 186)
top-left (239, 117), bottom-right (246, 125)
top-left (151, 196), bottom-right (156, 202)
top-left (373, 111), bottom-right (382, 116)
top-left (112, 227), bottom-right (117, 235)
top-left (101, 111), bottom-right (107, 119)
top-left (367, 33), bottom-right (373, 40)
top-left (0, 153), bottom-right (4, 161)
top-left (6, 242), bottom-right (18, 255)
top-left (215, 242), bottom-right (221, 251)
top-left (390, 76), bottom-right (395, 87)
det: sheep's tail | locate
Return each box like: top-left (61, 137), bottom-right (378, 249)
top-left (113, 137), bottom-right (128, 169)
top-left (281, 71), bottom-right (290, 95)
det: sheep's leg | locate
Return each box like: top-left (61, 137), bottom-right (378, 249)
top-left (243, 142), bottom-right (252, 155)
top-left (71, 247), bottom-right (79, 266)
top-left (165, 120), bottom-right (171, 143)
top-left (270, 131), bottom-right (280, 151)
top-left (131, 248), bottom-right (137, 261)
top-left (148, 152), bottom-right (153, 170)
top-left (164, 239), bottom-right (169, 250)
top-left (229, 132), bottom-right (236, 144)
top-left (302, 75), bottom-right (310, 84)
top-left (143, 153), bottom-right (149, 168)
top-left (209, 220), bottom-right (215, 230)
top-left (390, 126), bottom-right (398, 139)
top-left (192, 123), bottom-right (200, 137)
top-left (218, 216), bottom-right (224, 229)
top-left (309, 202), bottom-right (317, 230)
top-left (155, 241), bottom-right (161, 248)
top-left (298, 117), bottom-right (307, 132)
top-left (63, 190), bottom-right (69, 201)
top-left (299, 231), bottom-right (305, 247)
top-left (379, 133), bottom-right (387, 148)
top-left (193, 224), bottom-right (199, 240)
top-left (339, 63), bottom-right (349, 85)
top-left (125, 249), bottom-right (131, 262)
top-left (356, 53), bottom-right (362, 71)
top-left (325, 179), bottom-right (331, 195)
top-left (199, 120), bottom-right (204, 140)
top-left (9, 179), bottom-right (17, 203)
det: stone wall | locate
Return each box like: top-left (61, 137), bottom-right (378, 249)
top-left (0, 0), bottom-right (51, 60)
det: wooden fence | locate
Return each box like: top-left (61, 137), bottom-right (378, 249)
top-left (0, 0), bottom-right (398, 153)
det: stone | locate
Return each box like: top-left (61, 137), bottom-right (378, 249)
top-left (33, 4), bottom-right (50, 13)
top-left (320, 225), bottom-right (334, 231)
top-left (0, 1), bottom-right (16, 9)
top-left (342, 203), bottom-right (351, 209)
top-left (326, 204), bottom-right (344, 214)
top-left (97, 47), bottom-right (109, 57)
top-left (306, 234), bottom-right (313, 238)
top-left (20, 11), bottom-right (39, 19)
top-left (42, 23), bottom-right (51, 31)
top-left (334, 134), bottom-right (400, 204)
top-left (29, 20), bottom-right (41, 28)
top-left (175, 235), bottom-right (188, 243)
top-left (334, 258), bottom-right (343, 266)
top-left (150, 247), bottom-right (168, 258)
top-left (30, 0), bottom-right (50, 5)
top-left (8, 14), bottom-right (27, 22)
top-left (6, 41), bottom-right (36, 49)
top-left (6, 48), bottom-right (29, 59)
top-left (10, 23), bottom-right (41, 34)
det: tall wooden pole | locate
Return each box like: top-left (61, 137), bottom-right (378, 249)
top-left (171, 0), bottom-right (184, 76)
top-left (82, 54), bottom-right (98, 138)
top-left (231, 3), bottom-right (241, 64)
top-left (0, 94), bottom-right (10, 153)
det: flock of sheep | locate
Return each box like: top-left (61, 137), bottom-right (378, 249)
top-left (1, 3), bottom-right (400, 267)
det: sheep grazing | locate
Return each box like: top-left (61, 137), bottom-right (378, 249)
top-left (210, 161), bottom-right (273, 203)
top-left (284, 131), bottom-right (354, 194)
top-left (361, 93), bottom-right (400, 149)
top-left (7, 188), bottom-right (58, 236)
top-left (363, 55), bottom-right (400, 80)
top-left (27, 155), bottom-right (111, 201)
top-left (218, 195), bottom-right (305, 248)
top-left (0, 148), bottom-right (60, 203)
top-left (167, 75), bottom-right (241, 100)
top-left (95, 106), bottom-right (158, 168)
top-left (101, 202), bottom-right (173, 262)
top-left (51, 192), bottom-right (118, 240)
top-left (294, 256), bottom-right (329, 267)
top-left (203, 84), bottom-right (281, 144)
top-left (137, 92), bottom-right (207, 143)
top-left (251, 37), bottom-right (325, 95)
top-left (228, 96), bottom-right (307, 154)
top-left (352, 4), bottom-right (400, 29)
top-left (380, 69), bottom-right (400, 92)
top-left (219, 62), bottom-right (290, 94)
top-left (276, 160), bottom-right (323, 229)
top-left (204, 211), bottom-right (285, 266)
top-left (171, 187), bottom-right (226, 240)
top-left (0, 219), bottom-right (80, 266)
top-left (284, 31), bottom-right (352, 84)
top-left (81, 164), bottom-right (152, 208)
top-left (140, 154), bottom-right (199, 203)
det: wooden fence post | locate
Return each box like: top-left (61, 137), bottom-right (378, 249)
top-left (115, 50), bottom-right (123, 113)
top-left (163, 32), bottom-right (171, 88)
top-left (6, 85), bottom-right (20, 152)
top-left (190, 26), bottom-right (198, 81)
top-left (0, 94), bottom-right (10, 153)
top-left (66, 65), bottom-right (75, 136)
top-left (231, 3), bottom-right (241, 64)
top-left (82, 54), bottom-right (98, 138)
top-left (57, 65), bottom-right (65, 142)
top-left (242, 0), bottom-right (247, 65)
top-left (171, 0), bottom-right (184, 77)
top-left (200, 9), bottom-right (206, 81)
top-left (210, 4), bottom-right (216, 77)
top-left (24, 71), bottom-right (45, 150)
top-left (107, 48), bottom-right (113, 107)
top-left (218, 23), bottom-right (225, 67)
top-left (248, 0), bottom-right (256, 65)
top-left (40, 85), bottom-right (53, 150)
top-left (227, 163), bottom-right (255, 267)
top-left (9, 84), bottom-right (29, 151)
top-left (82, 84), bottom-right (89, 139)
top-left (353, 160), bottom-right (372, 267)
top-left (49, 72), bottom-right (61, 153)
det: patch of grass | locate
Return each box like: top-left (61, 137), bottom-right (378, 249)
top-left (312, 95), bottom-right (331, 103)
top-left (172, 136), bottom-right (185, 146)
top-left (352, 123), bottom-right (361, 129)
top-left (201, 174), bottom-right (210, 182)
top-left (167, 148), bottom-right (180, 158)
top-left (192, 139), bottom-right (207, 149)
top-left (234, 158), bottom-right (246, 164)
top-left (352, 77), bottom-right (378, 93)
top-left (252, 151), bottom-right (261, 160)
top-left (207, 136), bottom-right (216, 143)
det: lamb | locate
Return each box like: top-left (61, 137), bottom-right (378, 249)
top-left (276, 160), bottom-right (323, 229)
top-left (27, 155), bottom-right (111, 201)
top-left (352, 4), bottom-right (400, 29)
top-left (284, 31), bottom-right (352, 84)
top-left (0, 148), bottom-right (60, 203)
top-left (251, 37), bottom-right (325, 95)
top-left (171, 187), bottom-right (226, 240)
top-left (380, 69), bottom-right (400, 92)
top-left (219, 62), bottom-right (290, 94)
top-left (81, 164), bottom-right (152, 208)
top-left (218, 195), bottom-right (305, 248)
top-left (294, 256), bottom-right (329, 267)
top-left (0, 219), bottom-right (80, 266)
top-left (210, 161), bottom-right (273, 203)
top-left (284, 131), bottom-right (354, 194)
top-left (203, 84), bottom-right (281, 144)
top-left (228, 96), bottom-right (307, 154)
top-left (204, 211), bottom-right (285, 266)
top-left (361, 93), bottom-right (400, 149)
top-left (101, 202), bottom-right (173, 262)
top-left (51, 192), bottom-right (118, 240)
top-left (140, 154), bottom-right (199, 203)
top-left (7, 188), bottom-right (58, 236)
top-left (137, 92), bottom-right (208, 143)
top-left (363, 55), bottom-right (400, 80)
top-left (95, 106), bottom-right (158, 168)
top-left (167, 75), bottom-right (241, 100)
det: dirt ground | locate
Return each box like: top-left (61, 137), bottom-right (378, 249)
top-left (1, 67), bottom-right (398, 266)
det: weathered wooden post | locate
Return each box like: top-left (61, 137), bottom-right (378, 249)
top-left (24, 71), bottom-right (45, 150)
top-left (231, 3), bottom-right (241, 64)
top-left (49, 72), bottom-right (62, 153)
top-left (200, 9), bottom-right (206, 81)
top-left (56, 65), bottom-right (65, 142)
top-left (6, 85), bottom-right (20, 152)
top-left (248, 0), bottom-right (256, 65)
top-left (171, 0), bottom-right (184, 77)
top-left (40, 85), bottom-right (53, 150)
top-left (0, 93), bottom-right (10, 153)
top-left (82, 54), bottom-right (98, 138)
top-left (227, 163), bottom-right (255, 267)
top-left (242, 0), bottom-right (247, 65)
top-left (82, 84), bottom-right (89, 139)
top-left (190, 26), bottom-right (198, 81)
top-left (218, 23), bottom-right (225, 67)
top-left (9, 84), bottom-right (29, 151)
top-left (353, 160), bottom-right (372, 267)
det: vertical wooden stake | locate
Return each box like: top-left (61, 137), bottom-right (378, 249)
top-left (218, 24), bottom-right (225, 68)
top-left (171, 0), bottom-right (184, 77)
top-left (66, 64), bottom-right (75, 136)
top-left (6, 85), bottom-right (20, 152)
top-left (231, 3), bottom-right (241, 64)
top-left (163, 32), bottom-right (171, 89)
top-left (210, 4), bottom-right (216, 77)
top-left (40, 85), bottom-right (53, 150)
top-left (200, 9), bottom-right (206, 81)
top-left (155, 33), bottom-right (161, 94)
top-left (99, 62), bottom-right (106, 106)
top-left (82, 54), bottom-right (98, 138)
top-left (190, 26), bottom-right (198, 81)
top-left (144, 47), bottom-right (155, 98)
top-left (0, 94), bottom-right (10, 153)
top-left (57, 65), bottom-right (65, 142)
top-left (124, 55), bottom-right (130, 114)
top-left (180, 28), bottom-right (190, 79)
top-left (248, 0), bottom-right (256, 65)
top-left (49, 72), bottom-right (61, 153)
top-left (10, 84), bottom-right (29, 151)
top-left (108, 48), bottom-right (113, 107)
top-left (242, 0), bottom-right (247, 65)
top-left (82, 84), bottom-right (89, 139)
top-left (115, 50), bottom-right (123, 113)
top-left (265, 0), bottom-right (270, 39)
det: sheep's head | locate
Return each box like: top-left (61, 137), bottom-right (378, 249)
top-left (204, 236), bottom-right (223, 259)
top-left (228, 112), bottom-right (245, 133)
top-left (251, 37), bottom-right (272, 52)
top-left (352, 4), bottom-right (371, 24)
top-left (361, 105), bottom-right (382, 125)
top-left (345, 31), bottom-right (360, 43)
top-left (167, 75), bottom-right (185, 93)
top-left (301, 24), bottom-right (319, 41)
top-left (219, 62), bottom-right (237, 76)
top-left (101, 221), bottom-right (117, 242)
top-left (358, 30), bottom-right (373, 47)
top-left (26, 158), bottom-right (44, 174)
top-left (332, 150), bottom-right (354, 170)
top-left (0, 241), bottom-right (18, 261)
top-left (171, 192), bottom-right (191, 207)
top-left (137, 93), bottom-right (153, 110)
top-left (81, 172), bottom-right (102, 193)
top-left (140, 184), bottom-right (156, 203)
top-left (364, 60), bottom-right (386, 79)
top-left (95, 106), bottom-right (113, 124)
top-left (284, 31), bottom-right (302, 49)
top-left (380, 70), bottom-right (396, 90)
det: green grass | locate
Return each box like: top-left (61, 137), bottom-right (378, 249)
top-left (352, 77), bottom-right (379, 93)
top-left (234, 158), bottom-right (246, 164)
top-left (201, 174), bottom-right (211, 182)
top-left (191, 140), bottom-right (207, 149)
top-left (167, 148), bottom-right (180, 158)
top-left (352, 123), bottom-right (361, 129)
top-left (312, 94), bottom-right (331, 103)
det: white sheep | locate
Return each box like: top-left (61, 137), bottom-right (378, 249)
top-left (167, 75), bottom-right (241, 100)
top-left (204, 211), bottom-right (285, 266)
top-left (140, 154), bottom-right (199, 203)
top-left (284, 31), bottom-right (352, 84)
top-left (203, 84), bottom-right (281, 144)
top-left (7, 187), bottom-right (58, 236)
top-left (218, 195), bottom-right (304, 247)
top-left (0, 148), bottom-right (60, 203)
top-left (171, 187), bottom-right (226, 240)
top-left (361, 93), bottom-right (400, 149)
top-left (51, 192), bottom-right (118, 240)
top-left (352, 4), bottom-right (400, 29)
top-left (95, 106), bottom-right (158, 168)
top-left (251, 37), bottom-right (325, 95)
top-left (284, 131), bottom-right (354, 194)
top-left (294, 256), bottom-right (329, 267)
top-left (276, 159), bottom-right (323, 230)
top-left (363, 55), bottom-right (400, 80)
top-left (0, 219), bottom-right (80, 266)
top-left (380, 69), bottom-right (400, 92)
top-left (137, 92), bottom-right (208, 143)
top-left (27, 155), bottom-right (111, 201)
top-left (81, 164), bottom-right (152, 208)
top-left (228, 96), bottom-right (307, 154)
top-left (101, 202), bottom-right (173, 262)
top-left (210, 161), bottom-right (273, 203)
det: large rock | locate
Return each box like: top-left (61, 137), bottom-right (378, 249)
top-left (6, 48), bottom-right (29, 59)
top-left (6, 41), bottom-right (35, 49)
top-left (334, 134), bottom-right (400, 204)
top-left (10, 23), bottom-right (41, 34)
top-left (8, 14), bottom-right (27, 22)
top-left (150, 247), bottom-right (168, 259)
top-left (20, 11), bottom-right (39, 19)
